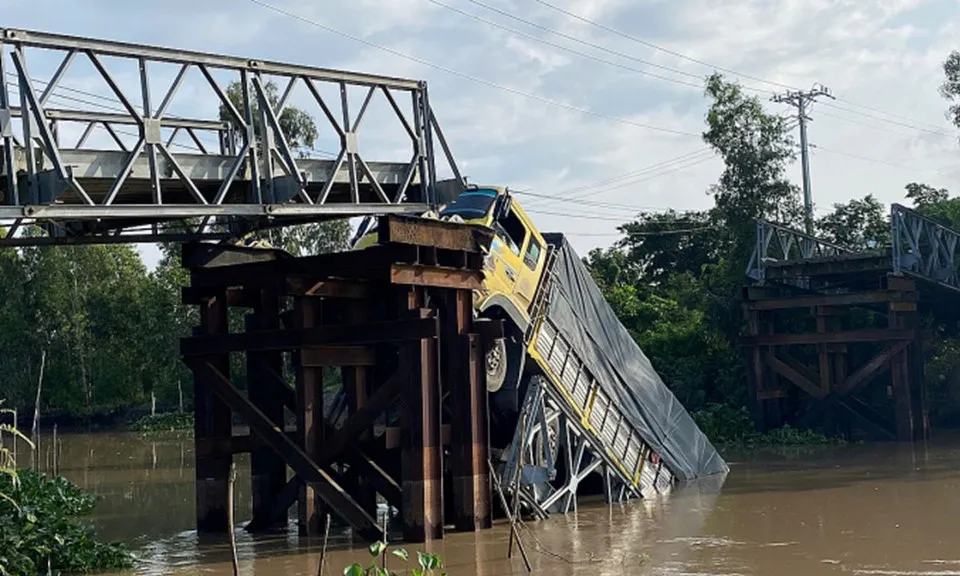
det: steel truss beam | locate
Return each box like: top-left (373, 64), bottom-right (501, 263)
top-left (498, 376), bottom-right (672, 518)
top-left (746, 220), bottom-right (850, 284)
top-left (0, 28), bottom-right (465, 246)
top-left (750, 206), bottom-right (960, 294)
top-left (891, 203), bottom-right (960, 293)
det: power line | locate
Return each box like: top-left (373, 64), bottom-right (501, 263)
top-left (819, 100), bottom-right (953, 139)
top-left (531, 0), bottom-right (793, 91)
top-left (247, 0), bottom-right (700, 138)
top-left (427, 0), bottom-right (699, 89)
top-left (816, 109), bottom-right (928, 139)
top-left (530, 0), bottom-right (954, 139)
top-left (833, 96), bottom-right (953, 133)
top-left (522, 149), bottom-right (717, 210)
top-left (811, 143), bottom-right (956, 175)
top-left (435, 0), bottom-right (955, 144)
top-left (566, 225), bottom-right (718, 237)
top-left (431, 0), bottom-right (750, 92)
top-left (515, 189), bottom-right (698, 213)
top-left (527, 208), bottom-right (642, 221)
top-left (564, 153), bottom-right (717, 199)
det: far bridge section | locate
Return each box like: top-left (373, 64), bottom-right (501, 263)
top-left (0, 28), bottom-right (464, 246)
top-left (742, 204), bottom-right (960, 441)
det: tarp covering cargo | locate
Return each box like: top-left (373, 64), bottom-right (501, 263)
top-left (541, 233), bottom-right (728, 482)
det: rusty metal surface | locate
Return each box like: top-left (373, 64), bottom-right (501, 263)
top-left (379, 214), bottom-right (494, 253)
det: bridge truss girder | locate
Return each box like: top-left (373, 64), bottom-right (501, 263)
top-left (0, 28), bottom-right (464, 246)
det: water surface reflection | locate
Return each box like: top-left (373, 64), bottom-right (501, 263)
top-left (42, 431), bottom-right (960, 575)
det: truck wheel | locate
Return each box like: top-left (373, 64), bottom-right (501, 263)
top-left (486, 338), bottom-right (507, 392)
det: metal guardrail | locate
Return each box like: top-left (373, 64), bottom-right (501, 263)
top-left (746, 220), bottom-right (850, 283)
top-left (891, 203), bottom-right (960, 292)
top-left (747, 205), bottom-right (960, 293)
top-left (0, 28), bottom-right (464, 245)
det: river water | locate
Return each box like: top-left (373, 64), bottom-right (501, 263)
top-left (31, 431), bottom-right (960, 575)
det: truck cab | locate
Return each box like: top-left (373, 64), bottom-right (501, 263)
top-left (354, 185), bottom-right (548, 396)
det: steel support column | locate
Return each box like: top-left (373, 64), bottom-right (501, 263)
top-left (192, 290), bottom-right (233, 533)
top-left (446, 289), bottom-right (491, 532)
top-left (401, 287), bottom-right (443, 542)
top-left (294, 296), bottom-right (325, 536)
top-left (246, 286), bottom-right (288, 533)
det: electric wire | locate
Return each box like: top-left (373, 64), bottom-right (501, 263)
top-left (427, 0), bottom-right (746, 92)
top-left (531, 0), bottom-right (953, 136)
top-left (247, 0), bottom-right (701, 137)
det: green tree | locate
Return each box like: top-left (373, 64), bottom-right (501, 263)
top-left (939, 50), bottom-right (960, 129)
top-left (702, 72), bottom-right (802, 256)
top-left (615, 210), bottom-right (717, 286)
top-left (220, 80), bottom-right (350, 255)
top-left (221, 80), bottom-right (318, 156)
top-left (904, 182), bottom-right (960, 228)
top-left (816, 194), bottom-right (890, 250)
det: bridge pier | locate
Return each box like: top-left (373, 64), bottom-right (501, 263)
top-left (742, 275), bottom-right (928, 442)
top-left (179, 215), bottom-right (498, 543)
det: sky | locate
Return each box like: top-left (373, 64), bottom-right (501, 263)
top-left (4, 0), bottom-right (960, 268)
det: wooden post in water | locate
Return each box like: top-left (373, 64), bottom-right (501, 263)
top-left (192, 290), bottom-right (233, 533)
top-left (11, 408), bottom-right (17, 464)
top-left (52, 424), bottom-right (58, 475)
top-left (227, 462), bottom-right (239, 576)
top-left (32, 350), bottom-right (46, 470)
top-left (316, 513), bottom-right (331, 576)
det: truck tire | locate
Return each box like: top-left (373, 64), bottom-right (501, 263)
top-left (486, 337), bottom-right (508, 392)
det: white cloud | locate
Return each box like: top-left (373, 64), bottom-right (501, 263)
top-left (3, 0), bottom-right (960, 261)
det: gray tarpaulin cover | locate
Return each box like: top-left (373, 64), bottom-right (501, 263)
top-left (542, 233), bottom-right (728, 482)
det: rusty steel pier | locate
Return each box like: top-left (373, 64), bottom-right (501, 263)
top-left (178, 215), bottom-right (500, 543)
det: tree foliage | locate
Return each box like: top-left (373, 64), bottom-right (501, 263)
top-left (816, 194), bottom-right (889, 250)
top-left (940, 50), bottom-right (960, 130)
top-left (220, 80), bottom-right (351, 256)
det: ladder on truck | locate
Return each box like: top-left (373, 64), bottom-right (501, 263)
top-left (499, 244), bottom-right (675, 516)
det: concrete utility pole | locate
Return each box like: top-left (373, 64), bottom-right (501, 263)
top-left (772, 84), bottom-right (834, 235)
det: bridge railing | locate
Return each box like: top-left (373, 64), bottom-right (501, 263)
top-left (746, 220), bottom-right (850, 283)
top-left (891, 203), bottom-right (960, 291)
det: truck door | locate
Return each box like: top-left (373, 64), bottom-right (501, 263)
top-left (491, 203), bottom-right (540, 312)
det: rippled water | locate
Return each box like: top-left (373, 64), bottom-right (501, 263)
top-left (25, 430), bottom-right (960, 575)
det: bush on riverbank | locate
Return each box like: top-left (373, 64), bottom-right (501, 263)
top-left (693, 404), bottom-right (842, 447)
top-left (129, 411), bottom-right (192, 433)
top-left (0, 470), bottom-right (132, 575)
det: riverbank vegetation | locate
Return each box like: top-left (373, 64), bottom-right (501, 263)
top-left (0, 404), bottom-right (131, 575)
top-left (129, 411), bottom-right (193, 434)
top-left (4, 60), bottom-right (960, 446)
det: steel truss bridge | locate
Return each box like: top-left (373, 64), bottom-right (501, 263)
top-left (0, 28), bottom-right (465, 246)
top-left (748, 203), bottom-right (960, 294)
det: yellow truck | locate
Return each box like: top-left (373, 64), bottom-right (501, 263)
top-left (354, 184), bottom-right (726, 512)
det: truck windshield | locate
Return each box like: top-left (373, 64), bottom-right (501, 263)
top-left (439, 189), bottom-right (498, 219)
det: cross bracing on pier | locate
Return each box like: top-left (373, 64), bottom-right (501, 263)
top-left (0, 28), bottom-right (465, 246)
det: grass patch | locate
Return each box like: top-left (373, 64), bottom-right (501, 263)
top-left (129, 411), bottom-right (192, 434)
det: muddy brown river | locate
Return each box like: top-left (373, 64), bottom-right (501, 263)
top-left (33, 431), bottom-right (960, 575)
